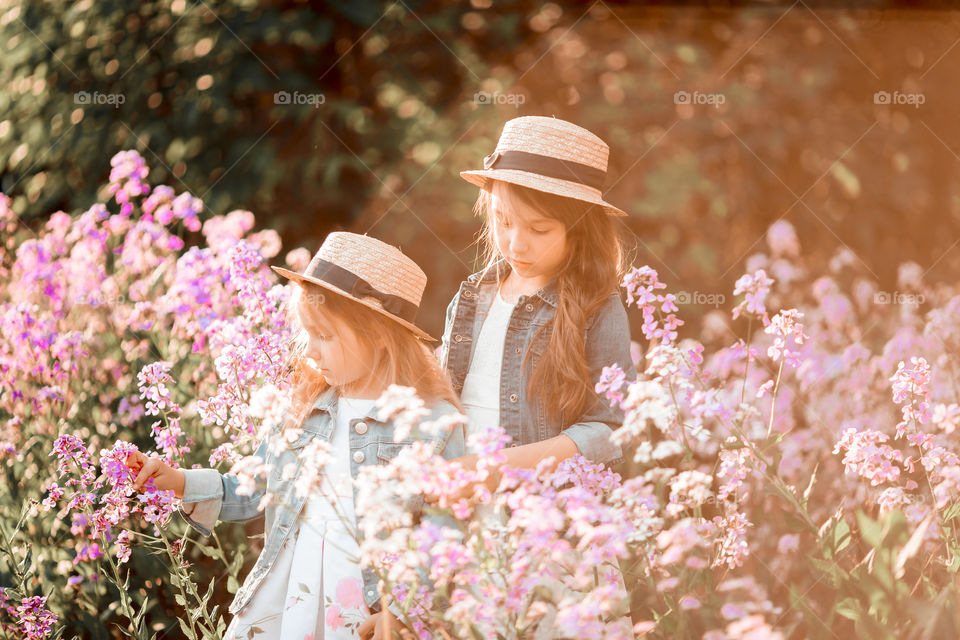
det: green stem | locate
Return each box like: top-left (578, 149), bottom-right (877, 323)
top-left (766, 359), bottom-right (785, 438)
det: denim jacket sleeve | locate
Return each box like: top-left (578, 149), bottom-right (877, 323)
top-left (178, 437), bottom-right (270, 537)
top-left (560, 291), bottom-right (637, 466)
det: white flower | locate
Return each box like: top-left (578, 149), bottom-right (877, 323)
top-left (228, 455), bottom-right (270, 497)
top-left (375, 385), bottom-right (429, 441)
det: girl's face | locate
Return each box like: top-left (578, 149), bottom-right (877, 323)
top-left (490, 181), bottom-right (568, 282)
top-left (296, 295), bottom-right (374, 392)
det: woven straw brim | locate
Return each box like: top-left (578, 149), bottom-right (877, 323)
top-left (460, 169), bottom-right (627, 217)
top-left (272, 266), bottom-right (436, 342)
top-left (270, 231), bottom-right (434, 342)
top-left (319, 232), bottom-right (427, 306)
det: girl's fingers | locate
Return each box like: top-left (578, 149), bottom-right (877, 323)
top-left (132, 459), bottom-right (157, 491)
top-left (357, 613), bottom-right (377, 639)
top-left (125, 451), bottom-right (145, 470)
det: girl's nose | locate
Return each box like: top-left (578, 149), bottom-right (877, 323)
top-left (509, 231), bottom-right (527, 254)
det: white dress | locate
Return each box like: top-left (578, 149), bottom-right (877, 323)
top-left (460, 287), bottom-right (515, 452)
top-left (225, 397), bottom-right (375, 640)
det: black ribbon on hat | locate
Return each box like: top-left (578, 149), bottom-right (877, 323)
top-left (483, 149), bottom-right (606, 190)
top-left (306, 259), bottom-right (418, 323)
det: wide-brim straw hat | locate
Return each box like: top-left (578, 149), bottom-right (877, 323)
top-left (271, 232), bottom-right (434, 341)
top-left (460, 115), bottom-right (627, 217)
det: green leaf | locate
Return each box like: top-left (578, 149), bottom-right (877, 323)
top-left (834, 596), bottom-right (862, 621)
top-left (831, 161), bottom-right (861, 198)
top-left (227, 575), bottom-right (239, 594)
top-left (856, 510), bottom-right (882, 548)
top-left (178, 618), bottom-right (196, 640)
top-left (833, 518), bottom-right (852, 555)
top-left (941, 500), bottom-right (960, 523)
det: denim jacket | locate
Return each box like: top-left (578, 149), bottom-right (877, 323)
top-left (178, 387), bottom-right (465, 615)
top-left (440, 259), bottom-right (636, 466)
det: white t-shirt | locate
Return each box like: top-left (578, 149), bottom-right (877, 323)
top-left (460, 288), bottom-right (516, 453)
top-left (323, 396), bottom-right (375, 498)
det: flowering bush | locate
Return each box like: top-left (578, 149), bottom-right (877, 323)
top-left (0, 151), bottom-right (293, 639)
top-left (2, 150), bottom-right (960, 639)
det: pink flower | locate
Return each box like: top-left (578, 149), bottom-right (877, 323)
top-left (732, 269), bottom-right (774, 323)
top-left (764, 309), bottom-right (808, 368)
top-left (621, 266), bottom-right (684, 345)
top-left (335, 577), bottom-right (364, 609)
top-left (766, 220), bottom-right (800, 257)
top-left (325, 604), bottom-right (344, 629)
top-left (776, 534), bottom-right (800, 553)
top-left (833, 427), bottom-right (903, 486)
top-left (890, 357), bottom-right (932, 437)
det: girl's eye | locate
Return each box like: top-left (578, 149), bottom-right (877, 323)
top-left (531, 228), bottom-right (548, 235)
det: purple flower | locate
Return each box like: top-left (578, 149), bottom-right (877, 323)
top-left (890, 357), bottom-right (932, 437)
top-left (732, 269), bottom-right (774, 323)
top-left (107, 151), bottom-right (150, 217)
top-left (15, 595), bottom-right (57, 640)
top-left (595, 364), bottom-right (627, 408)
top-left (621, 266), bottom-right (684, 345)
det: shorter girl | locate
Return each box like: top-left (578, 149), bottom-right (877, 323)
top-left (126, 232), bottom-right (464, 640)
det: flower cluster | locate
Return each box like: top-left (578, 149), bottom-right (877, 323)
top-left (0, 591), bottom-right (58, 640)
top-left (621, 266), bottom-right (683, 345)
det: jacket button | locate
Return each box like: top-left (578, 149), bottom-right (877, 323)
top-left (353, 450), bottom-right (365, 464)
top-left (462, 290), bottom-right (471, 298)
top-left (367, 589), bottom-right (375, 597)
top-left (454, 335), bottom-right (463, 342)
top-left (515, 346), bottom-right (522, 354)
top-left (509, 394), bottom-right (519, 403)
top-left (354, 421), bottom-right (368, 435)
top-left (525, 303), bottom-right (534, 312)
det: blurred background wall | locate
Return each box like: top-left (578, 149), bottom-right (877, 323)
top-left (2, 0), bottom-right (959, 338)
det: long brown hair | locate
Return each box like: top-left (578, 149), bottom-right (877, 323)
top-left (283, 281), bottom-right (461, 431)
top-left (474, 181), bottom-right (627, 426)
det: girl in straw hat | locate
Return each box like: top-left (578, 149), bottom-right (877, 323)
top-left (125, 232), bottom-right (464, 640)
top-left (444, 114), bottom-right (636, 476)
top-left (441, 114), bottom-right (637, 631)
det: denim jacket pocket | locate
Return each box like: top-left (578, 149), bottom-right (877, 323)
top-left (376, 440), bottom-right (415, 463)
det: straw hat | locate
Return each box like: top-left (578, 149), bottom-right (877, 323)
top-left (460, 115), bottom-right (627, 217)
top-left (271, 232), bottom-right (434, 341)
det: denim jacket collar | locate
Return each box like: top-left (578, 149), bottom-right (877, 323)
top-left (308, 387), bottom-right (386, 422)
top-left (466, 259), bottom-right (560, 308)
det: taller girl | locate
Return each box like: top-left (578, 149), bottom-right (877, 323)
top-left (443, 115), bottom-right (636, 471)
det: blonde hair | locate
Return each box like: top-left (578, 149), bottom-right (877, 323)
top-left (474, 181), bottom-right (627, 426)
top-left (283, 282), bottom-right (460, 430)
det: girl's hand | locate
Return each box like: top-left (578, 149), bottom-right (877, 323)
top-left (424, 454), bottom-right (496, 505)
top-left (357, 610), bottom-right (414, 640)
top-left (124, 451), bottom-right (186, 498)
